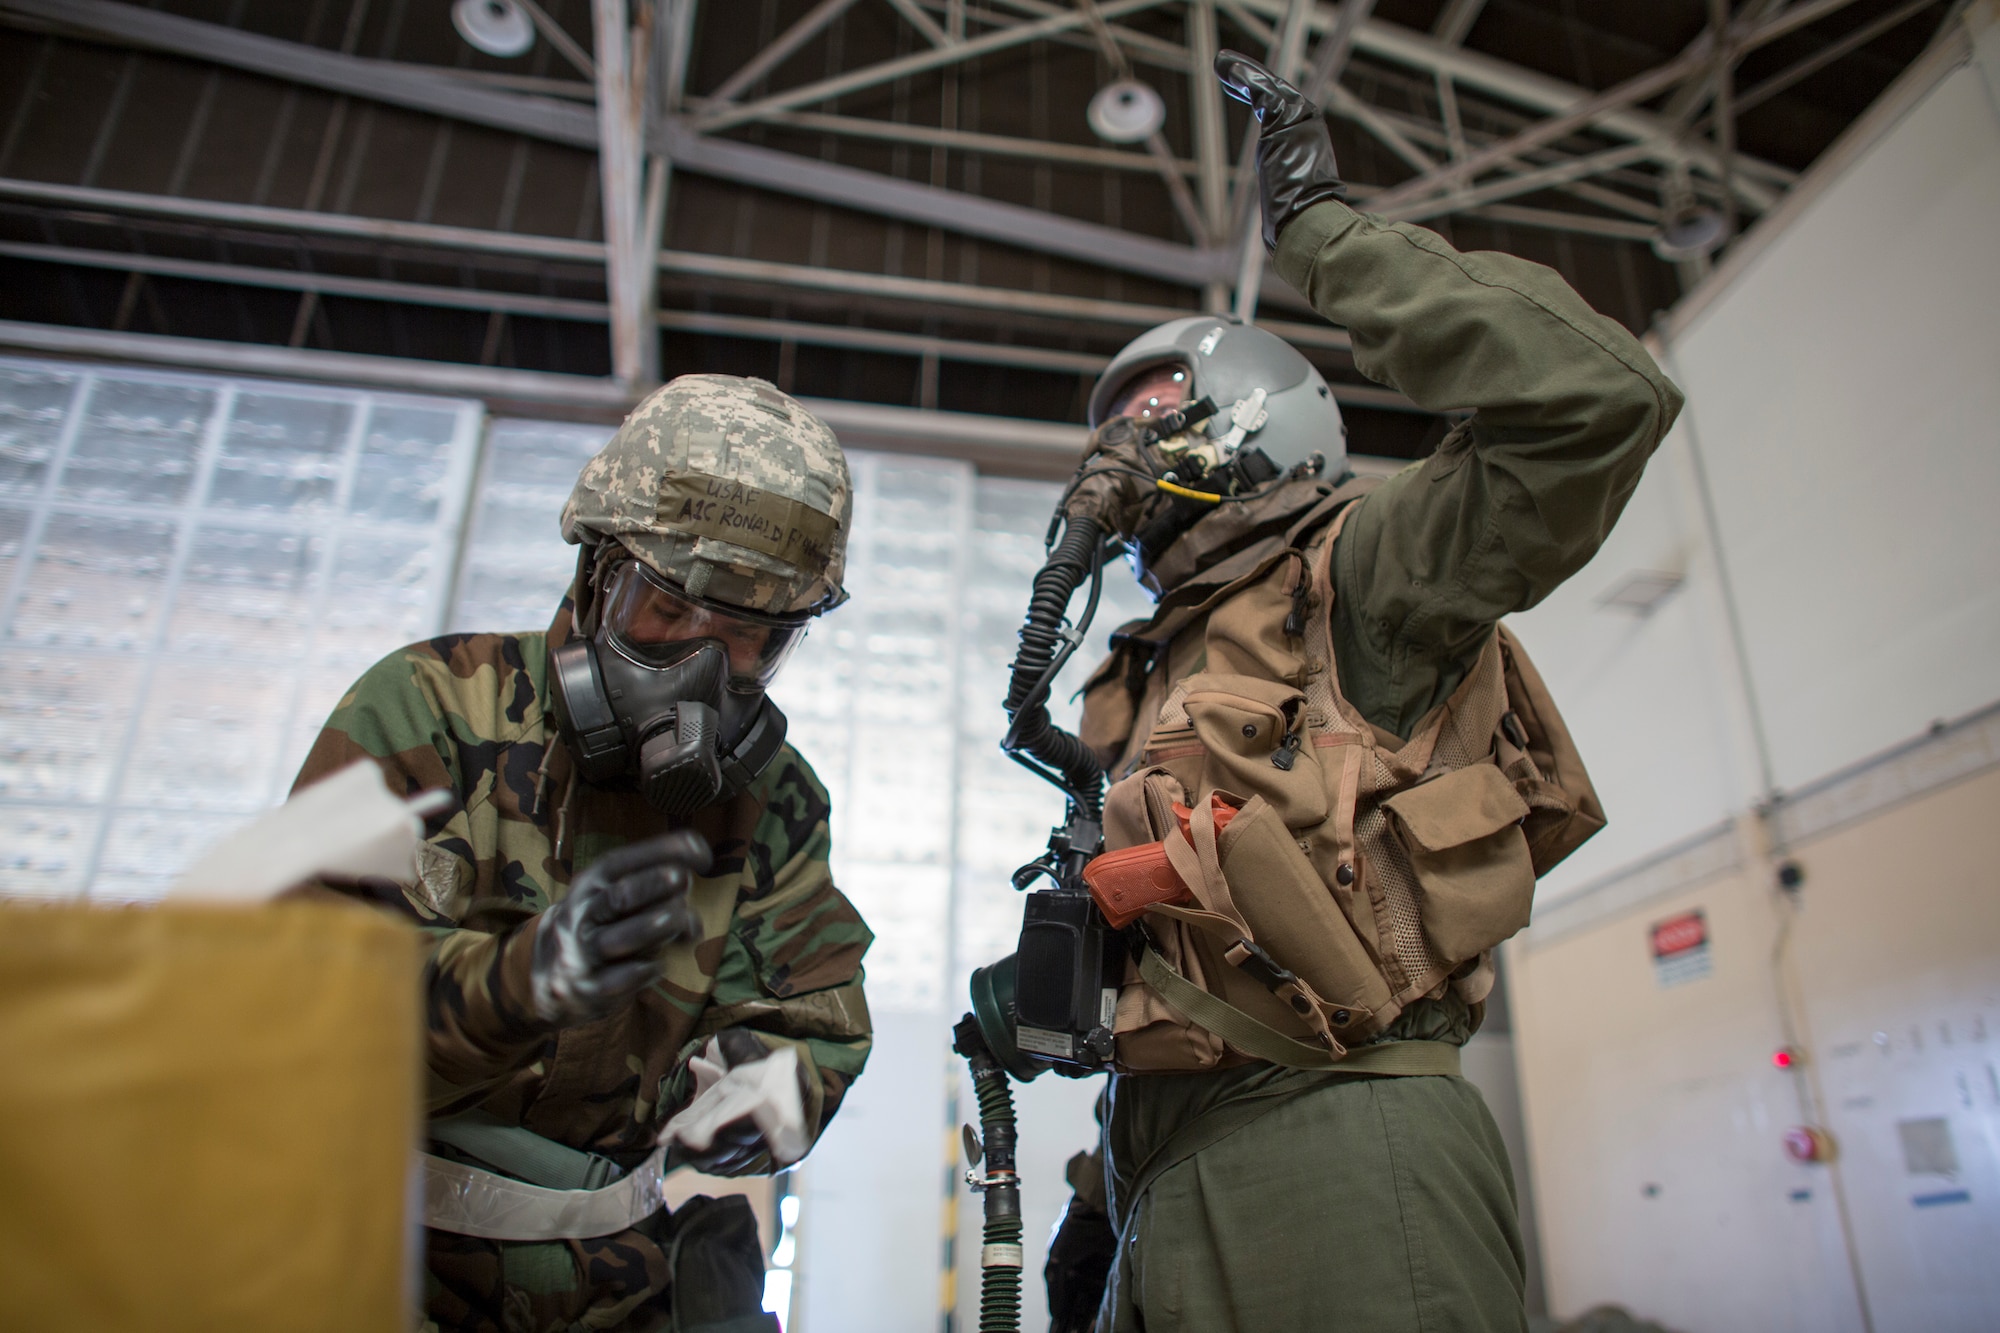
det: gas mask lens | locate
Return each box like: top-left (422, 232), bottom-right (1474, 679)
top-left (601, 560), bottom-right (805, 689)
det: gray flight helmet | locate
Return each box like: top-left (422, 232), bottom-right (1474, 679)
top-left (1087, 315), bottom-right (1346, 479)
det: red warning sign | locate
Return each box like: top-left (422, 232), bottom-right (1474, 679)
top-left (1651, 911), bottom-right (1708, 958)
top-left (1650, 909), bottom-right (1712, 987)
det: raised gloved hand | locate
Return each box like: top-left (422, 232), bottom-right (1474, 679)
top-left (528, 830), bottom-right (711, 1028)
top-left (660, 1028), bottom-right (813, 1176)
top-left (1214, 50), bottom-right (1349, 251)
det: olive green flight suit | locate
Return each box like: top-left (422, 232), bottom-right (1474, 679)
top-left (1097, 198), bottom-right (1683, 1332)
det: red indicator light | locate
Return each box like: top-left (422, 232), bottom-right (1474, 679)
top-left (1772, 1047), bottom-right (1798, 1069)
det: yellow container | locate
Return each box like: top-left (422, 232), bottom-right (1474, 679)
top-left (0, 901), bottom-right (422, 1331)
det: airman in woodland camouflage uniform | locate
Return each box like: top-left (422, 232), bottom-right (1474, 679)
top-left (296, 375), bottom-right (872, 1332)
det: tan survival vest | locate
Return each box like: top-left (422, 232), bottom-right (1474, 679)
top-left (1078, 479), bottom-right (1603, 1073)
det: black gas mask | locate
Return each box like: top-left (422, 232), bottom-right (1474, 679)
top-left (548, 559), bottom-right (798, 818)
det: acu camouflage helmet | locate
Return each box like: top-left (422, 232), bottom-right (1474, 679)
top-left (562, 374), bottom-right (852, 616)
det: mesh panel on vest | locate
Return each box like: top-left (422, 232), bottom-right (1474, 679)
top-left (1303, 666), bottom-right (1339, 729)
top-left (1425, 636), bottom-right (1508, 777)
top-left (1358, 790), bottom-right (1448, 991)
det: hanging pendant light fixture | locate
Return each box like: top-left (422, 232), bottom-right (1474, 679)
top-left (1087, 79), bottom-right (1167, 145)
top-left (452, 0), bottom-right (536, 58)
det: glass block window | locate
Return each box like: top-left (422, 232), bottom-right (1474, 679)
top-left (779, 454), bottom-right (973, 1014)
top-left (447, 419), bottom-right (612, 634)
top-left (0, 357), bottom-right (481, 900)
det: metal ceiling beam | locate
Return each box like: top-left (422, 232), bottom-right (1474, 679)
top-left (1343, 83), bottom-right (1667, 221)
top-left (1217, 0), bottom-right (1272, 45)
top-left (1720, 0), bottom-right (1949, 121)
top-left (706, 0), bottom-right (863, 103)
top-left (0, 240), bottom-right (1248, 380)
top-left (1364, 0), bottom-right (1872, 216)
top-left (694, 0), bottom-right (1172, 133)
top-left (942, 0), bottom-right (1192, 69)
top-left (656, 308), bottom-right (1411, 409)
top-left (4, 0), bottom-right (1732, 299)
top-left (0, 3), bottom-right (1238, 291)
top-left (886, 0), bottom-right (954, 48)
top-left (1189, 1), bottom-right (1232, 312)
top-left (1660, 0), bottom-right (1786, 126)
top-left (1461, 203), bottom-right (1654, 241)
top-left (1429, 0), bottom-right (1487, 47)
top-left (1299, 0), bottom-right (1374, 102)
top-left (0, 0), bottom-right (600, 146)
top-left (746, 109), bottom-right (1197, 172)
top-left (656, 247), bottom-right (1346, 348)
top-left (1365, 37), bottom-right (1720, 213)
top-left (0, 246), bottom-right (1122, 379)
top-left (519, 0), bottom-right (599, 79)
top-left (0, 177), bottom-right (608, 262)
top-left (1228, 0), bottom-right (1792, 204)
top-left (0, 240), bottom-right (611, 320)
top-left (658, 121), bottom-right (1230, 287)
top-left (0, 177), bottom-right (1251, 334)
top-left (0, 243), bottom-right (1383, 399)
top-left (0, 318), bottom-right (631, 406)
top-left (1324, 78), bottom-right (1439, 173)
top-left (1382, 141), bottom-right (1659, 222)
top-left (640, 0), bottom-right (699, 380)
top-left (0, 194), bottom-right (1352, 352)
top-left (594, 0), bottom-right (649, 387)
top-left (660, 308), bottom-right (1105, 373)
top-left (426, 67), bottom-right (596, 99)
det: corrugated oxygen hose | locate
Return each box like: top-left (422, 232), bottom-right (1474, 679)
top-left (1001, 512), bottom-right (1106, 819)
top-left (955, 1016), bottom-right (1024, 1333)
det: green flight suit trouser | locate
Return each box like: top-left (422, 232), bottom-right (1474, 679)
top-left (1101, 1067), bottom-right (1526, 1333)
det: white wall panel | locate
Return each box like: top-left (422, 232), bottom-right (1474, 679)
top-left (1514, 35), bottom-right (2000, 1333)
top-left (1507, 427), bottom-right (1758, 904)
top-left (1669, 61), bottom-right (2000, 793)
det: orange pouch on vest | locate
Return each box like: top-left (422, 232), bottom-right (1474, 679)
top-left (1083, 796), bottom-right (1239, 928)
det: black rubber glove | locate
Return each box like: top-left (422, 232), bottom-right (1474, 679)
top-left (1045, 1194), bottom-right (1118, 1333)
top-left (528, 830), bottom-right (710, 1027)
top-left (1214, 50), bottom-right (1349, 252)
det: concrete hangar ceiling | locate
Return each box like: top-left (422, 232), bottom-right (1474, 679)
top-left (0, 0), bottom-right (1955, 476)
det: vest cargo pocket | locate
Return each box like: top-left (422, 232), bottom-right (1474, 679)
top-left (1382, 763), bottom-right (1535, 964)
top-left (1103, 765), bottom-right (1187, 852)
top-left (1182, 674), bottom-right (1328, 829)
top-left (1214, 797), bottom-right (1391, 1027)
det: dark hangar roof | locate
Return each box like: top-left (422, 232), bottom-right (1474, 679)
top-left (0, 0), bottom-right (1958, 473)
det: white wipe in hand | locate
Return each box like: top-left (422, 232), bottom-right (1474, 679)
top-left (169, 761), bottom-right (441, 903)
top-left (657, 1041), bottom-right (809, 1167)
